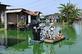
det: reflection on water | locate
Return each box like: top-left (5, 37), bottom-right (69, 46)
top-left (62, 25), bottom-right (77, 45)
top-left (0, 30), bottom-right (25, 48)
top-left (44, 44), bottom-right (56, 54)
top-left (0, 21), bottom-right (82, 54)
top-left (33, 43), bottom-right (44, 54)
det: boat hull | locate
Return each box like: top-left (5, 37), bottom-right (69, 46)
top-left (44, 35), bottom-right (65, 43)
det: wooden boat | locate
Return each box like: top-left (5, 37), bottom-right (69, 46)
top-left (30, 40), bottom-right (43, 44)
top-left (44, 34), bottom-right (65, 43)
top-left (44, 39), bottom-right (55, 43)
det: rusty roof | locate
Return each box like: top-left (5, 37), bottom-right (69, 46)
top-left (6, 8), bottom-right (41, 16)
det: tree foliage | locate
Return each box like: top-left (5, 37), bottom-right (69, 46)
top-left (58, 3), bottom-right (81, 24)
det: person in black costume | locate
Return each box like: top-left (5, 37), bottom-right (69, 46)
top-left (32, 26), bottom-right (41, 41)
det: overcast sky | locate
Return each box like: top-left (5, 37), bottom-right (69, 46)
top-left (0, 0), bottom-right (82, 15)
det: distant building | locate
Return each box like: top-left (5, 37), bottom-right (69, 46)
top-left (45, 13), bottom-right (60, 22)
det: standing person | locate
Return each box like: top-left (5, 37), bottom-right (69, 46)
top-left (50, 26), bottom-right (55, 39)
top-left (32, 22), bottom-right (41, 41)
top-left (32, 26), bottom-right (37, 40)
top-left (37, 27), bottom-right (41, 41)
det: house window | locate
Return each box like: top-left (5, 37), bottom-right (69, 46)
top-left (21, 15), bottom-right (26, 20)
top-left (18, 15), bottom-right (27, 25)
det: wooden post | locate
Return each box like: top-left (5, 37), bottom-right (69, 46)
top-left (4, 12), bottom-right (7, 29)
top-left (1, 11), bottom-right (4, 23)
top-left (28, 15), bottom-right (31, 24)
top-left (17, 14), bottom-right (19, 30)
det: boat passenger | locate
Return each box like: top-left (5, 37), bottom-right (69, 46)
top-left (45, 31), bottom-right (50, 39)
top-left (54, 30), bottom-right (64, 40)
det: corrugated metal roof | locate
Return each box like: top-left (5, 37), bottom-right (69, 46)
top-left (6, 8), bottom-right (27, 13)
top-left (6, 9), bottom-right (22, 13)
top-left (25, 11), bottom-right (39, 16)
top-left (6, 8), bottom-right (41, 16)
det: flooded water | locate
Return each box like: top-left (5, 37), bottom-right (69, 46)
top-left (0, 21), bottom-right (82, 54)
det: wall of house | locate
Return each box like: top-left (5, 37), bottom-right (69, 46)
top-left (18, 12), bottom-right (28, 24)
top-left (7, 12), bottom-right (29, 29)
top-left (7, 13), bottom-right (17, 24)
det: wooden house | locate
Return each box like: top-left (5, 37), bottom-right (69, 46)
top-left (5, 8), bottom-right (41, 29)
top-left (0, 3), bottom-right (9, 24)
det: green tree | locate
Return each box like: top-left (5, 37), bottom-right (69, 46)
top-left (58, 3), bottom-right (81, 24)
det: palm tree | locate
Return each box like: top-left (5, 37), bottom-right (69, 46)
top-left (58, 3), bottom-right (81, 24)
